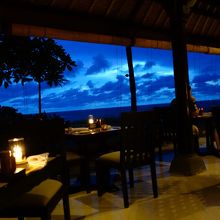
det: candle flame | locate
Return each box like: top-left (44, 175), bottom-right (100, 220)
top-left (13, 145), bottom-right (23, 162)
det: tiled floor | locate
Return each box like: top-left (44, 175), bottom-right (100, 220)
top-left (3, 139), bottom-right (220, 220)
top-left (49, 152), bottom-right (220, 220)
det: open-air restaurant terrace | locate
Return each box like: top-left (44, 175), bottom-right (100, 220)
top-left (1, 0), bottom-right (220, 219)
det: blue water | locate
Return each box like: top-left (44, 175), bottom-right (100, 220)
top-left (46, 99), bottom-right (220, 123)
top-left (48, 103), bottom-right (168, 122)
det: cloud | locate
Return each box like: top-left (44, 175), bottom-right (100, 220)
top-left (192, 72), bottom-right (220, 98)
top-left (141, 73), bottom-right (155, 79)
top-left (86, 54), bottom-right (111, 75)
top-left (134, 64), bottom-right (143, 72)
top-left (87, 80), bottom-right (94, 89)
top-left (134, 61), bottom-right (156, 73)
top-left (137, 74), bottom-right (175, 96)
top-left (0, 82), bottom-right (38, 102)
top-left (193, 72), bottom-right (220, 84)
top-left (40, 74), bottom-right (130, 112)
top-left (143, 61), bottom-right (156, 70)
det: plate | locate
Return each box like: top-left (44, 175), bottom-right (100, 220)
top-left (16, 159), bottom-right (27, 165)
top-left (74, 130), bottom-right (92, 135)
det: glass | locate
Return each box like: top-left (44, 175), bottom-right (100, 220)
top-left (8, 137), bottom-right (26, 164)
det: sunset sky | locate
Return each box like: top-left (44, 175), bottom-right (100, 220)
top-left (1, 39), bottom-right (220, 115)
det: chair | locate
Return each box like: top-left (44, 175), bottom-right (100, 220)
top-left (212, 106), bottom-right (220, 134)
top-left (96, 110), bottom-right (158, 208)
top-left (155, 106), bottom-right (200, 158)
top-left (154, 107), bottom-right (177, 160)
top-left (0, 118), bottom-right (71, 220)
top-left (0, 178), bottom-right (70, 220)
top-left (66, 151), bottom-right (90, 193)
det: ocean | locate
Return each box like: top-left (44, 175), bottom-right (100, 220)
top-left (46, 99), bottom-right (220, 125)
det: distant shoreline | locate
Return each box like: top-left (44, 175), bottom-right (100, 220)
top-left (43, 99), bottom-right (220, 123)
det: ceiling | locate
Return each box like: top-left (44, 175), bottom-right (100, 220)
top-left (0, 0), bottom-right (220, 53)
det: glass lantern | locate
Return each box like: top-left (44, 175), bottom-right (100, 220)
top-left (8, 137), bottom-right (26, 164)
top-left (88, 115), bottom-right (96, 129)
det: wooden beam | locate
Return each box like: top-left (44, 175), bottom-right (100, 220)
top-left (192, 7), bottom-right (220, 20)
top-left (0, 1), bottom-right (171, 41)
top-left (11, 23), bottom-right (220, 54)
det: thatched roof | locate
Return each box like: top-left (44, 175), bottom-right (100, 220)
top-left (0, 0), bottom-right (220, 53)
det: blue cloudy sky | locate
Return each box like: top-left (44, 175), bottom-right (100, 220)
top-left (1, 39), bottom-right (220, 114)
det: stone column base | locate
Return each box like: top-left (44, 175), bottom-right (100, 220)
top-left (170, 153), bottom-right (206, 176)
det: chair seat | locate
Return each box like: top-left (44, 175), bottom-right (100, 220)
top-left (1, 179), bottom-right (63, 216)
top-left (66, 151), bottom-right (84, 162)
top-left (98, 151), bottom-right (120, 164)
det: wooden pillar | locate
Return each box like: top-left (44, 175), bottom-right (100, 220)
top-left (126, 46), bottom-right (137, 112)
top-left (168, 0), bottom-right (206, 175)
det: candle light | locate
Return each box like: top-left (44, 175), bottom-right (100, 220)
top-left (88, 115), bottom-right (96, 129)
top-left (12, 145), bottom-right (23, 162)
top-left (8, 138), bottom-right (26, 164)
top-left (88, 114), bottom-right (94, 124)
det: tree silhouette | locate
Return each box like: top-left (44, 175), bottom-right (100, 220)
top-left (0, 36), bottom-right (76, 114)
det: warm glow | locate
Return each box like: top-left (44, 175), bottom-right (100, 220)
top-left (12, 145), bottom-right (23, 162)
top-left (8, 137), bottom-right (25, 164)
top-left (88, 118), bottom-right (94, 124)
top-left (88, 115), bottom-right (94, 124)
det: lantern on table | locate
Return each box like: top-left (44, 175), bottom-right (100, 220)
top-left (88, 115), bottom-right (96, 129)
top-left (8, 137), bottom-right (26, 164)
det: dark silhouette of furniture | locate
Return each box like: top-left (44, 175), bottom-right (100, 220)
top-left (154, 107), bottom-right (177, 160)
top-left (65, 127), bottom-right (120, 191)
top-left (0, 117), bottom-right (89, 193)
top-left (155, 106), bottom-right (201, 158)
top-left (95, 111), bottom-right (158, 208)
top-left (0, 118), bottom-right (71, 220)
top-left (0, 178), bottom-right (70, 220)
top-left (65, 151), bottom-right (90, 193)
top-left (211, 106), bottom-right (220, 134)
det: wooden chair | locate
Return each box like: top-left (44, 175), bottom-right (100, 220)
top-left (66, 151), bottom-right (90, 193)
top-left (211, 106), bottom-right (220, 133)
top-left (0, 118), bottom-right (71, 220)
top-left (154, 107), bottom-right (177, 160)
top-left (0, 178), bottom-right (70, 220)
top-left (96, 111), bottom-right (158, 208)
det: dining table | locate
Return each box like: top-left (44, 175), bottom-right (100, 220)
top-left (65, 125), bottom-right (121, 154)
top-left (192, 112), bottom-right (215, 151)
top-left (65, 125), bottom-right (121, 188)
top-left (0, 155), bottom-right (63, 210)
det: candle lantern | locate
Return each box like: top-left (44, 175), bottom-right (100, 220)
top-left (8, 137), bottom-right (26, 164)
top-left (88, 115), bottom-right (96, 129)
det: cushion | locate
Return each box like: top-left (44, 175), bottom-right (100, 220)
top-left (66, 151), bottom-right (83, 162)
top-left (1, 179), bottom-right (63, 216)
top-left (98, 151), bottom-right (120, 164)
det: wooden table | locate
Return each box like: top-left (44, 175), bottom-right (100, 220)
top-left (193, 112), bottom-right (216, 153)
top-left (65, 126), bottom-right (121, 188)
top-left (65, 126), bottom-right (121, 155)
top-left (0, 156), bottom-right (62, 210)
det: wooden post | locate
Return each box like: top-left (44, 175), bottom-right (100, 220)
top-left (168, 0), bottom-right (206, 175)
top-left (126, 46), bottom-right (137, 112)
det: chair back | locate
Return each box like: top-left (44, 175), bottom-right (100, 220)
top-left (120, 111), bottom-right (159, 167)
top-left (0, 117), bottom-right (65, 157)
top-left (154, 107), bottom-right (177, 146)
top-left (212, 106), bottom-right (220, 132)
top-left (24, 118), bottom-right (65, 157)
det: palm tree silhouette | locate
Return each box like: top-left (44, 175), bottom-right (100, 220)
top-left (0, 36), bottom-right (76, 114)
